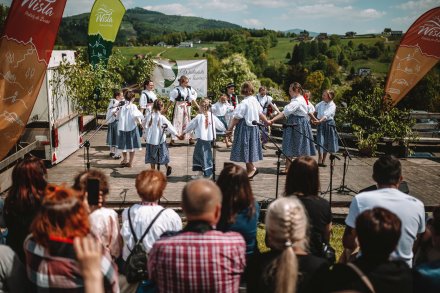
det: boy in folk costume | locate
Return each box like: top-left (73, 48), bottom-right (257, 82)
top-left (142, 99), bottom-right (177, 177)
top-left (139, 79), bottom-right (157, 115)
top-left (178, 99), bottom-right (226, 179)
top-left (106, 89), bottom-right (124, 160)
top-left (255, 86), bottom-right (281, 149)
top-left (166, 75), bottom-right (199, 145)
top-left (211, 93), bottom-right (234, 147)
top-left (116, 90), bottom-right (144, 168)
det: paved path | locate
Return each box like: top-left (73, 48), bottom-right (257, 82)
top-left (46, 129), bottom-right (440, 209)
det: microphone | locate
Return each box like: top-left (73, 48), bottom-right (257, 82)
top-left (282, 123), bottom-right (298, 128)
top-left (162, 124), bottom-right (168, 129)
top-left (252, 120), bottom-right (265, 127)
top-left (118, 100), bottom-right (126, 106)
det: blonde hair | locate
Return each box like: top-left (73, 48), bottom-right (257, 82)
top-left (240, 81), bottom-right (255, 96)
top-left (199, 98), bottom-right (211, 129)
top-left (265, 197), bottom-right (308, 293)
top-left (324, 89), bottom-right (335, 100)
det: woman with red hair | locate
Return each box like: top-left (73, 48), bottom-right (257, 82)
top-left (24, 184), bottom-right (119, 292)
top-left (4, 156), bottom-right (47, 262)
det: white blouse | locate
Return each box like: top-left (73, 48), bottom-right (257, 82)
top-left (121, 204), bottom-right (182, 260)
top-left (183, 113), bottom-right (226, 141)
top-left (211, 101), bottom-right (234, 117)
top-left (105, 99), bottom-right (122, 123)
top-left (89, 207), bottom-right (122, 259)
top-left (255, 94), bottom-right (276, 115)
top-left (315, 100), bottom-right (336, 121)
top-left (283, 96), bottom-right (308, 117)
top-left (139, 90), bottom-right (157, 109)
top-left (232, 96), bottom-right (263, 127)
top-left (169, 86), bottom-right (196, 102)
top-left (116, 102), bottom-right (143, 132)
top-left (142, 112), bottom-right (178, 145)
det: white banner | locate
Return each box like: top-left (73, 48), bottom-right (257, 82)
top-left (152, 59), bottom-right (208, 97)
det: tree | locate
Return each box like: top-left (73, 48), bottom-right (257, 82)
top-left (321, 77), bottom-right (331, 91)
top-left (304, 71), bottom-right (325, 98)
top-left (285, 52), bottom-right (291, 59)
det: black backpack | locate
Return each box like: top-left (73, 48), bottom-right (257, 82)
top-left (125, 207), bottom-right (167, 283)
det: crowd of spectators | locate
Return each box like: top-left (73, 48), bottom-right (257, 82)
top-left (0, 155), bottom-right (438, 293)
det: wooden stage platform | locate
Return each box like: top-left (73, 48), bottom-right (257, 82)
top-left (46, 130), bottom-right (440, 212)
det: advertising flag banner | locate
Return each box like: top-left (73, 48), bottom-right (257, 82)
top-left (385, 7), bottom-right (440, 105)
top-left (152, 59), bottom-right (208, 97)
top-left (88, 0), bottom-right (125, 66)
top-left (0, 0), bottom-right (67, 161)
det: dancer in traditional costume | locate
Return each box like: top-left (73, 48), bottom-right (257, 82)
top-left (139, 80), bottom-right (157, 115)
top-left (255, 86), bottom-right (280, 149)
top-left (106, 89), bottom-right (124, 160)
top-left (211, 93), bottom-right (234, 147)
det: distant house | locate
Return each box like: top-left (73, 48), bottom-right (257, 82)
top-left (391, 31), bottom-right (403, 38)
top-left (358, 68), bottom-right (371, 76)
top-left (192, 39), bottom-right (202, 44)
top-left (345, 31), bottom-right (356, 38)
top-left (383, 28), bottom-right (392, 35)
top-left (178, 41), bottom-right (193, 48)
top-left (156, 41), bottom-right (167, 47)
top-left (317, 33), bottom-right (328, 40)
top-left (298, 30), bottom-right (310, 41)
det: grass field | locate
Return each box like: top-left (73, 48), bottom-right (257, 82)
top-left (267, 38), bottom-right (297, 64)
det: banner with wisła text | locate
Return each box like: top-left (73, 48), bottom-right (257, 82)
top-left (88, 0), bottom-right (125, 66)
top-left (385, 7), bottom-right (440, 106)
top-left (152, 59), bottom-right (208, 97)
top-left (0, 0), bottom-right (67, 161)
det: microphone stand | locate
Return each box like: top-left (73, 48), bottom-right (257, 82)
top-left (284, 124), bottom-right (341, 205)
top-left (330, 124), bottom-right (357, 195)
top-left (79, 101), bottom-right (125, 170)
top-left (255, 122), bottom-right (292, 199)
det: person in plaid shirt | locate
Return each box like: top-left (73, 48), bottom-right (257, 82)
top-left (24, 184), bottom-right (119, 293)
top-left (148, 179), bottom-right (246, 293)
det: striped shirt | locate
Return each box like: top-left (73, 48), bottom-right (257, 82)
top-left (148, 223), bottom-right (246, 293)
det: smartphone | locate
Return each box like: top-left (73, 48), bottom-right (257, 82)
top-left (87, 178), bottom-right (100, 205)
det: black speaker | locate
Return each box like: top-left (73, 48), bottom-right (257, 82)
top-left (358, 181), bottom-right (409, 194)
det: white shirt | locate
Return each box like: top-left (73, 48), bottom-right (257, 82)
top-left (169, 86), bottom-right (196, 102)
top-left (315, 100), bottom-right (336, 121)
top-left (142, 112), bottom-right (178, 145)
top-left (345, 188), bottom-right (425, 267)
top-left (211, 101), bottom-right (234, 117)
top-left (283, 95), bottom-right (308, 117)
top-left (255, 94), bottom-right (275, 115)
top-left (232, 96), bottom-right (262, 127)
top-left (89, 207), bottom-right (122, 259)
top-left (121, 204), bottom-right (182, 260)
top-left (183, 113), bottom-right (226, 141)
top-left (116, 102), bottom-right (143, 132)
top-left (139, 90), bottom-right (157, 109)
top-left (105, 99), bottom-right (122, 123)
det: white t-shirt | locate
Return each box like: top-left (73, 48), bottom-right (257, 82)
top-left (116, 103), bottom-right (143, 132)
top-left (142, 112), bottom-right (178, 145)
top-left (345, 188), bottom-right (425, 266)
top-left (121, 204), bottom-right (182, 260)
top-left (232, 96), bottom-right (262, 127)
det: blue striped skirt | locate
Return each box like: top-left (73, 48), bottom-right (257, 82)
top-left (106, 120), bottom-right (119, 147)
top-left (230, 119), bottom-right (263, 163)
top-left (316, 120), bottom-right (339, 153)
top-left (192, 139), bottom-right (213, 177)
top-left (117, 128), bottom-right (142, 152)
top-left (282, 115), bottom-right (316, 157)
top-left (145, 142), bottom-right (170, 165)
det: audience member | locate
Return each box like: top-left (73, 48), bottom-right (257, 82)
top-left (285, 156), bottom-right (333, 260)
top-left (24, 184), bottom-right (119, 292)
top-left (0, 245), bottom-right (29, 292)
top-left (413, 206), bottom-right (440, 293)
top-left (148, 179), bottom-right (246, 293)
top-left (73, 237), bottom-right (105, 293)
top-left (217, 163), bottom-right (260, 256)
top-left (247, 197), bottom-right (329, 293)
top-left (120, 170), bottom-right (181, 291)
top-left (323, 208), bottom-right (412, 293)
top-left (343, 155), bottom-right (425, 267)
top-left (3, 156), bottom-right (47, 262)
top-left (73, 169), bottom-right (123, 260)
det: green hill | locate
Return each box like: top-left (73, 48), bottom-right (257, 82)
top-left (57, 7), bottom-right (242, 46)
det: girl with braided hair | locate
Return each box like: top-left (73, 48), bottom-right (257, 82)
top-left (247, 196), bottom-right (329, 293)
top-left (142, 99), bottom-right (178, 176)
top-left (178, 98), bottom-right (226, 179)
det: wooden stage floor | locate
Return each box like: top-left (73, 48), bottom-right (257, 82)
top-left (47, 130), bottom-right (440, 209)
